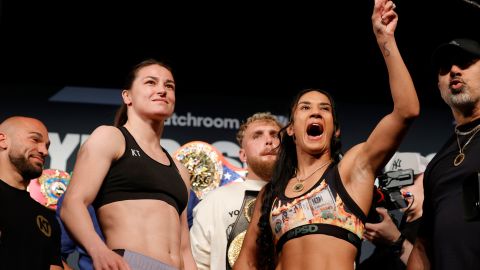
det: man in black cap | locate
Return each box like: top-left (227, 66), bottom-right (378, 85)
top-left (407, 38), bottom-right (480, 270)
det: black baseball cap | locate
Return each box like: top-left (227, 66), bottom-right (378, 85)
top-left (432, 38), bottom-right (480, 71)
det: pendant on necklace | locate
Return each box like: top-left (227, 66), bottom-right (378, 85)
top-left (292, 182), bottom-right (304, 192)
top-left (454, 153), bottom-right (465, 166)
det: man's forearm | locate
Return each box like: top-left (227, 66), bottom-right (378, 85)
top-left (406, 238), bottom-right (431, 270)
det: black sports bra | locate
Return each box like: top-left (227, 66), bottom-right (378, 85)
top-left (93, 127), bottom-right (188, 214)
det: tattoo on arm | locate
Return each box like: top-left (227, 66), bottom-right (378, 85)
top-left (382, 42), bottom-right (391, 57)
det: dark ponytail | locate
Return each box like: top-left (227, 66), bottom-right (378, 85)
top-left (113, 103), bottom-right (128, 127)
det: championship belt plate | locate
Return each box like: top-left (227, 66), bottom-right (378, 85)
top-left (174, 141), bottom-right (223, 200)
top-left (27, 169), bottom-right (71, 210)
top-left (226, 190), bottom-right (259, 269)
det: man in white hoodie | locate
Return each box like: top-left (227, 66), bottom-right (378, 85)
top-left (190, 112), bottom-right (282, 270)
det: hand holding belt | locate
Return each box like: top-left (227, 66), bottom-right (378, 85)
top-left (225, 190), bottom-right (259, 269)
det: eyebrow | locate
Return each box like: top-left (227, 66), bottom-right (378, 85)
top-left (29, 131), bottom-right (43, 137)
top-left (253, 130), bottom-right (264, 136)
top-left (298, 101), bottom-right (332, 106)
top-left (29, 131), bottom-right (50, 146)
top-left (144, 76), bottom-right (159, 81)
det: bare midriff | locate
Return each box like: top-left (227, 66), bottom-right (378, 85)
top-left (97, 199), bottom-right (182, 268)
top-left (275, 234), bottom-right (357, 270)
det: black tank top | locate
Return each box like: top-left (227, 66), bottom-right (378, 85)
top-left (93, 126), bottom-right (188, 214)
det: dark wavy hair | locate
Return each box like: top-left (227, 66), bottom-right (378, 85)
top-left (113, 59), bottom-right (172, 127)
top-left (256, 89), bottom-right (342, 269)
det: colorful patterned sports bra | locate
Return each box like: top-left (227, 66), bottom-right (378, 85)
top-left (270, 164), bottom-right (366, 252)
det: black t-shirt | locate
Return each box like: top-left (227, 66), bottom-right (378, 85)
top-left (419, 119), bottom-right (480, 270)
top-left (0, 179), bottom-right (63, 270)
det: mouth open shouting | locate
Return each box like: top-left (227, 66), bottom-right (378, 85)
top-left (306, 123), bottom-right (324, 140)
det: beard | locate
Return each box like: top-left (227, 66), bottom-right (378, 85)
top-left (9, 152), bottom-right (43, 181)
top-left (441, 85), bottom-right (477, 115)
top-left (247, 156), bottom-right (276, 181)
top-left (443, 91), bottom-right (473, 107)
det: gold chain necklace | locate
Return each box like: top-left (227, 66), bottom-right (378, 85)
top-left (292, 160), bottom-right (331, 192)
top-left (454, 127), bottom-right (480, 166)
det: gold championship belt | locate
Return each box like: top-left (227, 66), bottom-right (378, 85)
top-left (27, 169), bottom-right (71, 210)
top-left (174, 141), bottom-right (223, 200)
top-left (226, 190), bottom-right (259, 269)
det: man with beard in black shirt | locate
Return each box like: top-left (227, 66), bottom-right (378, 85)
top-left (407, 39), bottom-right (480, 270)
top-left (0, 116), bottom-right (63, 270)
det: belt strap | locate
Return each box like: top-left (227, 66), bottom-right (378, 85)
top-left (225, 190), bottom-right (259, 269)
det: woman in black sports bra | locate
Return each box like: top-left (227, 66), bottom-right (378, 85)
top-left (60, 59), bottom-right (197, 270)
top-left (234, 1), bottom-right (419, 269)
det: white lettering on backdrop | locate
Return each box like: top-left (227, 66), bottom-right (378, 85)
top-left (46, 132), bottom-right (243, 172)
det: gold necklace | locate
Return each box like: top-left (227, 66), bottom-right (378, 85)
top-left (454, 127), bottom-right (480, 166)
top-left (292, 160), bottom-right (331, 192)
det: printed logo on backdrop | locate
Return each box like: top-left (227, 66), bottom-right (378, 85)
top-left (165, 112), bottom-right (288, 129)
top-left (45, 112), bottom-right (288, 172)
top-left (165, 112), bottom-right (241, 129)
